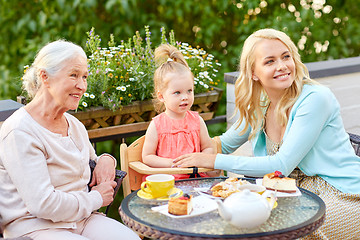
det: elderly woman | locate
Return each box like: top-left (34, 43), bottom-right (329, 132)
top-left (173, 29), bottom-right (360, 239)
top-left (0, 40), bottom-right (140, 240)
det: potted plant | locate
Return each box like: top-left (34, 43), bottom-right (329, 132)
top-left (69, 26), bottom-right (223, 139)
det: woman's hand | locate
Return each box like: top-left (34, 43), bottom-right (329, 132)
top-left (89, 154), bottom-right (116, 187)
top-left (172, 153), bottom-right (217, 169)
top-left (91, 181), bottom-right (117, 207)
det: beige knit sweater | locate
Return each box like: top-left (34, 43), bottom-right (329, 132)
top-left (0, 108), bottom-right (103, 238)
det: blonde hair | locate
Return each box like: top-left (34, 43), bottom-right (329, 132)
top-left (22, 39), bottom-right (87, 99)
top-left (153, 44), bottom-right (193, 112)
top-left (234, 28), bottom-right (317, 139)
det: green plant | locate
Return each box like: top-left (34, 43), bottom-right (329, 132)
top-left (80, 26), bottom-right (221, 111)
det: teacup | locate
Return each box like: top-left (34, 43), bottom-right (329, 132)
top-left (140, 174), bottom-right (175, 198)
top-left (237, 184), bottom-right (266, 195)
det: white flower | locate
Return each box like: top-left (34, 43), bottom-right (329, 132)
top-left (82, 102), bottom-right (88, 107)
top-left (204, 84), bottom-right (209, 88)
top-left (117, 86), bottom-right (127, 91)
top-left (90, 94), bottom-right (95, 99)
top-left (129, 77), bottom-right (135, 81)
top-left (192, 49), bottom-right (199, 55)
top-left (109, 46), bottom-right (120, 51)
top-left (139, 72), bottom-right (145, 75)
top-left (84, 92), bottom-right (90, 97)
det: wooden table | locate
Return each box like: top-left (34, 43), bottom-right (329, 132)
top-left (119, 177), bottom-right (325, 240)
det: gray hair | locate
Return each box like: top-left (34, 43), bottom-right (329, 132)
top-left (22, 39), bottom-right (87, 99)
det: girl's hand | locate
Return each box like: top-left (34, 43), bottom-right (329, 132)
top-left (91, 181), bottom-right (117, 207)
top-left (89, 155), bottom-right (116, 187)
top-left (172, 153), bottom-right (216, 169)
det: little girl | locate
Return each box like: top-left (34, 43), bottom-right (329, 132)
top-left (142, 44), bottom-right (219, 179)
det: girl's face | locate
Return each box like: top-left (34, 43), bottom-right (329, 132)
top-left (252, 39), bottom-right (295, 99)
top-left (46, 56), bottom-right (88, 111)
top-left (158, 71), bottom-right (194, 119)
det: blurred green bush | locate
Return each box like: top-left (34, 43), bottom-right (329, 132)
top-left (1, 0), bottom-right (359, 102)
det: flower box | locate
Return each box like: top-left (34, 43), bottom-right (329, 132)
top-left (69, 87), bottom-right (223, 140)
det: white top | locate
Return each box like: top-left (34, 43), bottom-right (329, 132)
top-left (0, 107), bottom-right (103, 238)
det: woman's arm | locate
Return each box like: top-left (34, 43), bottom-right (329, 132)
top-left (142, 121), bottom-right (174, 167)
top-left (219, 119), bottom-right (251, 154)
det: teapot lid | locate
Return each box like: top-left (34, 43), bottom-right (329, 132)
top-left (228, 189), bottom-right (262, 202)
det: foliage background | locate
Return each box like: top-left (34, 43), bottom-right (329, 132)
top-left (1, 0), bottom-right (360, 103)
top-left (1, 0), bottom-right (360, 220)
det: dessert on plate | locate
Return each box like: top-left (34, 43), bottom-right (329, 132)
top-left (168, 194), bottom-right (193, 215)
top-left (211, 177), bottom-right (250, 198)
top-left (262, 171), bottom-right (297, 193)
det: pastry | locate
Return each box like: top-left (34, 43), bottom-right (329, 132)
top-left (211, 177), bottom-right (250, 198)
top-left (168, 194), bottom-right (193, 215)
top-left (262, 171), bottom-right (297, 193)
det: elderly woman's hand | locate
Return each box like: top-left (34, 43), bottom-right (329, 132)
top-left (172, 153), bottom-right (216, 169)
top-left (89, 154), bottom-right (116, 187)
top-left (91, 181), bottom-right (117, 207)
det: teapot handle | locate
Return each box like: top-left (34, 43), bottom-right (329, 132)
top-left (262, 191), bottom-right (276, 210)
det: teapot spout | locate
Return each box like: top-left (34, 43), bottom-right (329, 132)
top-left (216, 200), bottom-right (232, 222)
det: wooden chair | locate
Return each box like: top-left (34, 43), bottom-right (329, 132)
top-left (349, 132), bottom-right (360, 156)
top-left (120, 136), bottom-right (222, 197)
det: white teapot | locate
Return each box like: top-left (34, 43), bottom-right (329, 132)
top-left (216, 189), bottom-right (276, 228)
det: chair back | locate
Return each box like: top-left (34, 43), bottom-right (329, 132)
top-left (120, 136), bottom-right (146, 197)
top-left (349, 133), bottom-right (360, 156)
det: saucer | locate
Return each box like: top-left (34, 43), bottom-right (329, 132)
top-left (267, 198), bottom-right (278, 209)
top-left (152, 195), bottom-right (218, 218)
top-left (137, 187), bottom-right (183, 200)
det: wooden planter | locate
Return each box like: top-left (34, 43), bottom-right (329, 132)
top-left (69, 87), bottom-right (223, 140)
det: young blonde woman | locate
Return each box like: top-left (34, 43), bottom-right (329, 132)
top-left (173, 29), bottom-right (360, 239)
top-left (142, 44), bottom-right (220, 179)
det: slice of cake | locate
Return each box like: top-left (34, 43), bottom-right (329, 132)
top-left (262, 171), bottom-right (297, 193)
top-left (168, 194), bottom-right (193, 215)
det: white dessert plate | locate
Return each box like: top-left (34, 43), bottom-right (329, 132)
top-left (151, 195), bottom-right (218, 219)
top-left (255, 179), bottom-right (302, 197)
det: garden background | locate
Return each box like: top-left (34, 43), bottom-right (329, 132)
top-left (1, 0), bottom-right (360, 220)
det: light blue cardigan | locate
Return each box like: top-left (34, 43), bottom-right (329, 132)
top-left (215, 84), bottom-right (360, 194)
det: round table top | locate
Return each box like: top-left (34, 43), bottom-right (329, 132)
top-left (120, 177), bottom-right (325, 240)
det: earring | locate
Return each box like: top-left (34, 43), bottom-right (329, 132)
top-left (252, 76), bottom-right (259, 81)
